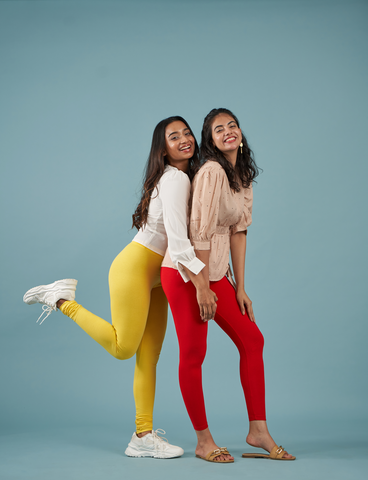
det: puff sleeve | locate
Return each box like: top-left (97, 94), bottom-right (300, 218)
top-left (230, 183), bottom-right (253, 235)
top-left (190, 165), bottom-right (225, 250)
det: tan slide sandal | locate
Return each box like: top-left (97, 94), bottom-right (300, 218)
top-left (242, 445), bottom-right (296, 461)
top-left (196, 447), bottom-right (234, 463)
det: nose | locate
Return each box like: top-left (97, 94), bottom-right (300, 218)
top-left (180, 137), bottom-right (190, 146)
top-left (223, 125), bottom-right (232, 136)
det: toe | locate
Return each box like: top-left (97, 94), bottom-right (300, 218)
top-left (215, 454), bottom-right (233, 462)
top-left (282, 451), bottom-right (294, 459)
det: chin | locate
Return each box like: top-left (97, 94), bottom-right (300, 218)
top-left (224, 146), bottom-right (238, 152)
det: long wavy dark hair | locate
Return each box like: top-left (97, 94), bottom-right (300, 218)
top-left (132, 116), bottom-right (200, 230)
top-left (200, 108), bottom-right (260, 191)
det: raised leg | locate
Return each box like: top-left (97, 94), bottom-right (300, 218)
top-left (60, 242), bottom-right (163, 359)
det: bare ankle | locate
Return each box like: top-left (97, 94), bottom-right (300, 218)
top-left (137, 430), bottom-right (152, 438)
top-left (195, 428), bottom-right (215, 446)
top-left (57, 299), bottom-right (66, 308)
top-left (248, 420), bottom-right (269, 436)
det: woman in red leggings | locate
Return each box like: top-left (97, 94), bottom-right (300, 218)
top-left (161, 108), bottom-right (295, 463)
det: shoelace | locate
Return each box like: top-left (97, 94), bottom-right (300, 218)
top-left (37, 305), bottom-right (53, 325)
top-left (152, 429), bottom-right (169, 450)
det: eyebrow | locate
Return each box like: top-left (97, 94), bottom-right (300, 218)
top-left (168, 127), bottom-right (190, 138)
top-left (214, 120), bottom-right (237, 130)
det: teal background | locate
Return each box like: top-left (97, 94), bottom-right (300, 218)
top-left (1, 0), bottom-right (367, 479)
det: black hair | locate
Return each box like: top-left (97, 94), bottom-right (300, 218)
top-left (132, 116), bottom-right (200, 229)
top-left (200, 108), bottom-right (260, 191)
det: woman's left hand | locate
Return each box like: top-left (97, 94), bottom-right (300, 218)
top-left (236, 289), bottom-right (255, 322)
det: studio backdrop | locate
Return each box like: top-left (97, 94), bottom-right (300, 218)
top-left (1, 0), bottom-right (367, 443)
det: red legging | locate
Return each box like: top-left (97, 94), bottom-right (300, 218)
top-left (161, 267), bottom-right (266, 431)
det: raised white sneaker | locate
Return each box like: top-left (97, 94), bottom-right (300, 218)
top-left (125, 429), bottom-right (184, 459)
top-left (23, 279), bottom-right (78, 325)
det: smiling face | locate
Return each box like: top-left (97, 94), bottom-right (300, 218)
top-left (164, 121), bottom-right (195, 170)
top-left (211, 113), bottom-right (242, 156)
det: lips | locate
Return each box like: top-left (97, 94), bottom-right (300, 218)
top-left (179, 144), bottom-right (192, 151)
top-left (224, 136), bottom-right (237, 143)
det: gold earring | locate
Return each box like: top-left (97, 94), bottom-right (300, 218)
top-left (240, 142), bottom-right (243, 154)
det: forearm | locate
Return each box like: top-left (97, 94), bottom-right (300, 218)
top-left (193, 249), bottom-right (210, 286)
top-left (230, 231), bottom-right (247, 291)
top-left (180, 262), bottom-right (209, 290)
top-left (180, 249), bottom-right (216, 321)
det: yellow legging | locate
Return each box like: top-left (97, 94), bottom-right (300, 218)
top-left (59, 241), bottom-right (168, 433)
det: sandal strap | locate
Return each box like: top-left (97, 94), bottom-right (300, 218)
top-left (206, 447), bottom-right (230, 461)
top-left (270, 445), bottom-right (285, 459)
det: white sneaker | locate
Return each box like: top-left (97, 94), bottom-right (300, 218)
top-left (125, 429), bottom-right (184, 459)
top-left (23, 279), bottom-right (78, 325)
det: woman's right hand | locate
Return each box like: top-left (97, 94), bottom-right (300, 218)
top-left (196, 286), bottom-right (218, 321)
top-left (179, 256), bottom-right (216, 321)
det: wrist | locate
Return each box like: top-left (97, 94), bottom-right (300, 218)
top-left (192, 271), bottom-right (210, 290)
top-left (196, 281), bottom-right (210, 291)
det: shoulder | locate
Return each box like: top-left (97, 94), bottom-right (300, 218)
top-left (200, 160), bottom-right (225, 174)
top-left (159, 166), bottom-right (191, 199)
top-left (242, 181), bottom-right (253, 195)
top-left (194, 160), bottom-right (226, 183)
top-left (161, 166), bottom-right (190, 186)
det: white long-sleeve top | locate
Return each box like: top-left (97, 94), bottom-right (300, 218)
top-left (133, 165), bottom-right (204, 282)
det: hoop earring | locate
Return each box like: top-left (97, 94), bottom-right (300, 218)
top-left (240, 142), bottom-right (243, 154)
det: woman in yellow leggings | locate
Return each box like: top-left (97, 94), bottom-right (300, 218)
top-left (23, 116), bottom-right (217, 459)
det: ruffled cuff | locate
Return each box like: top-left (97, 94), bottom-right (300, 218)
top-left (230, 225), bottom-right (248, 235)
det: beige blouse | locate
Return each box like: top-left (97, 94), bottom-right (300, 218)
top-left (190, 161), bottom-right (253, 281)
top-left (162, 160), bottom-right (253, 281)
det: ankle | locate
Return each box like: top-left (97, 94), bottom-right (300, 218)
top-left (57, 299), bottom-right (66, 308)
top-left (196, 428), bottom-right (212, 442)
top-left (136, 430), bottom-right (152, 438)
top-left (248, 420), bottom-right (269, 436)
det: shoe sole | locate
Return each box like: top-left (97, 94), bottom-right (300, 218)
top-left (125, 446), bottom-right (183, 459)
top-left (23, 279), bottom-right (78, 304)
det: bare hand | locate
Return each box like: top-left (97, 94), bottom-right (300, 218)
top-left (236, 289), bottom-right (255, 322)
top-left (196, 287), bottom-right (218, 322)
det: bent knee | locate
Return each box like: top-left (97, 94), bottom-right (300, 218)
top-left (254, 330), bottom-right (265, 351)
top-left (114, 344), bottom-right (137, 360)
